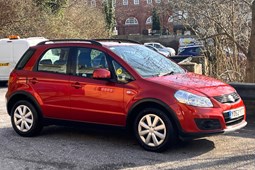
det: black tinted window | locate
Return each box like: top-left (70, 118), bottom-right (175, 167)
top-left (15, 48), bottom-right (35, 70)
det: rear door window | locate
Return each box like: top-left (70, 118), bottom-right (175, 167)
top-left (37, 48), bottom-right (70, 74)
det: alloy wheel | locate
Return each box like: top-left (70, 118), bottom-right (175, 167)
top-left (138, 114), bottom-right (166, 147)
top-left (13, 105), bottom-right (34, 132)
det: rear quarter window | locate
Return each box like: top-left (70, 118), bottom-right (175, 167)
top-left (15, 48), bottom-right (36, 70)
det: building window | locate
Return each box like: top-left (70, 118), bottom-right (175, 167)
top-left (147, 0), bottom-right (152, 4)
top-left (125, 17), bottom-right (139, 25)
top-left (155, 0), bottom-right (161, 3)
top-left (146, 16), bottom-right (152, 24)
top-left (123, 0), bottom-right (128, 5)
top-left (91, 0), bottom-right (96, 7)
top-left (134, 0), bottom-right (139, 5)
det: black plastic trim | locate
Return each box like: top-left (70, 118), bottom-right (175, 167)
top-left (178, 130), bottom-right (224, 140)
top-left (127, 98), bottom-right (183, 131)
top-left (37, 39), bottom-right (102, 46)
top-left (7, 91), bottom-right (43, 117)
top-left (93, 39), bottom-right (140, 44)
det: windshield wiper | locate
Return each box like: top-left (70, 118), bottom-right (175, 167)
top-left (159, 71), bottom-right (175, 76)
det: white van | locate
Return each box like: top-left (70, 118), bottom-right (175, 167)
top-left (0, 36), bottom-right (47, 81)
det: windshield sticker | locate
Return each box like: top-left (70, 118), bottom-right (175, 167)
top-left (116, 68), bottom-right (122, 75)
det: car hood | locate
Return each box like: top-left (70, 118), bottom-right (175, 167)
top-left (147, 72), bottom-right (235, 97)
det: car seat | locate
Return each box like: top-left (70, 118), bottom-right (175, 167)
top-left (78, 52), bottom-right (91, 68)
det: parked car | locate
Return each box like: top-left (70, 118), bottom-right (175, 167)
top-left (0, 36), bottom-right (47, 82)
top-left (6, 39), bottom-right (247, 152)
top-left (178, 45), bottom-right (205, 56)
top-left (144, 44), bottom-right (170, 57)
top-left (144, 42), bottom-right (176, 56)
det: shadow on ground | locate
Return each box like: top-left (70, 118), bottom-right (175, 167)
top-left (0, 124), bottom-right (215, 169)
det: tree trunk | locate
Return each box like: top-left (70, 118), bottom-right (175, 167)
top-left (246, 0), bottom-right (255, 82)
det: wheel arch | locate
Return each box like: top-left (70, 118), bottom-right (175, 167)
top-left (126, 98), bottom-right (182, 134)
top-left (7, 91), bottom-right (43, 119)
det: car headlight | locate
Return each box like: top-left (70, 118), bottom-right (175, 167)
top-left (174, 90), bottom-right (213, 107)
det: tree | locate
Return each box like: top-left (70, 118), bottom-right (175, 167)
top-left (0, 0), bottom-right (49, 37)
top-left (152, 8), bottom-right (161, 31)
top-left (246, 0), bottom-right (255, 82)
top-left (0, 0), bottom-right (108, 39)
top-left (103, 0), bottom-right (115, 35)
top-left (49, 2), bottom-right (108, 39)
top-left (168, 0), bottom-right (251, 82)
top-left (33, 0), bottom-right (67, 14)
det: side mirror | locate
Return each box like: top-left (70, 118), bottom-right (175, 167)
top-left (93, 68), bottom-right (111, 79)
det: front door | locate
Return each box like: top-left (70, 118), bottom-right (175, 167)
top-left (69, 47), bottom-right (126, 126)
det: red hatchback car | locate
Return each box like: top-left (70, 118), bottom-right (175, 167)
top-left (6, 39), bottom-right (247, 152)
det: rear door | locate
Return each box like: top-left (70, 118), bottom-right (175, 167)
top-left (27, 47), bottom-right (72, 119)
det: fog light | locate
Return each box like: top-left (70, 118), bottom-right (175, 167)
top-left (195, 119), bottom-right (221, 130)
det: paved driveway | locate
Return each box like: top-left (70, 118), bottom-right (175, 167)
top-left (0, 85), bottom-right (254, 170)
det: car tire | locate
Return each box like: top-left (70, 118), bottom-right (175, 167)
top-left (11, 100), bottom-right (42, 137)
top-left (134, 108), bottom-right (176, 152)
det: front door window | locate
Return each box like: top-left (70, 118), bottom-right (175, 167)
top-left (75, 48), bottom-right (109, 78)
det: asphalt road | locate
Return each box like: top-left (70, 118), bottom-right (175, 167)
top-left (0, 84), bottom-right (254, 170)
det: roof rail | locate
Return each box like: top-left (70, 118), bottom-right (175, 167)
top-left (93, 39), bottom-right (141, 44)
top-left (37, 39), bottom-right (102, 46)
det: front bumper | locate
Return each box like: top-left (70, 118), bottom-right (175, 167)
top-left (223, 120), bottom-right (247, 133)
top-left (169, 99), bottom-right (247, 138)
top-left (178, 120), bottom-right (247, 140)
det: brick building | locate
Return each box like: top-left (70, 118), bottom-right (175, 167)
top-left (84, 0), bottom-right (188, 36)
top-left (115, 0), bottom-right (173, 35)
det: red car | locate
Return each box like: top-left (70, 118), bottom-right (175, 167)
top-left (6, 39), bottom-right (247, 152)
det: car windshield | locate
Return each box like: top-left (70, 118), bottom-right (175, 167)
top-left (109, 45), bottom-right (185, 78)
top-left (154, 43), bottom-right (164, 49)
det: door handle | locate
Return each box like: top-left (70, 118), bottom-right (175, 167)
top-left (30, 78), bottom-right (38, 84)
top-left (71, 82), bottom-right (82, 89)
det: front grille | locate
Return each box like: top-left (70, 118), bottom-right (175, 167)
top-left (223, 112), bottom-right (244, 126)
top-left (214, 92), bottom-right (240, 104)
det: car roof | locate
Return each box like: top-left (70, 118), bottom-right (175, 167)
top-left (36, 39), bottom-right (141, 48)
